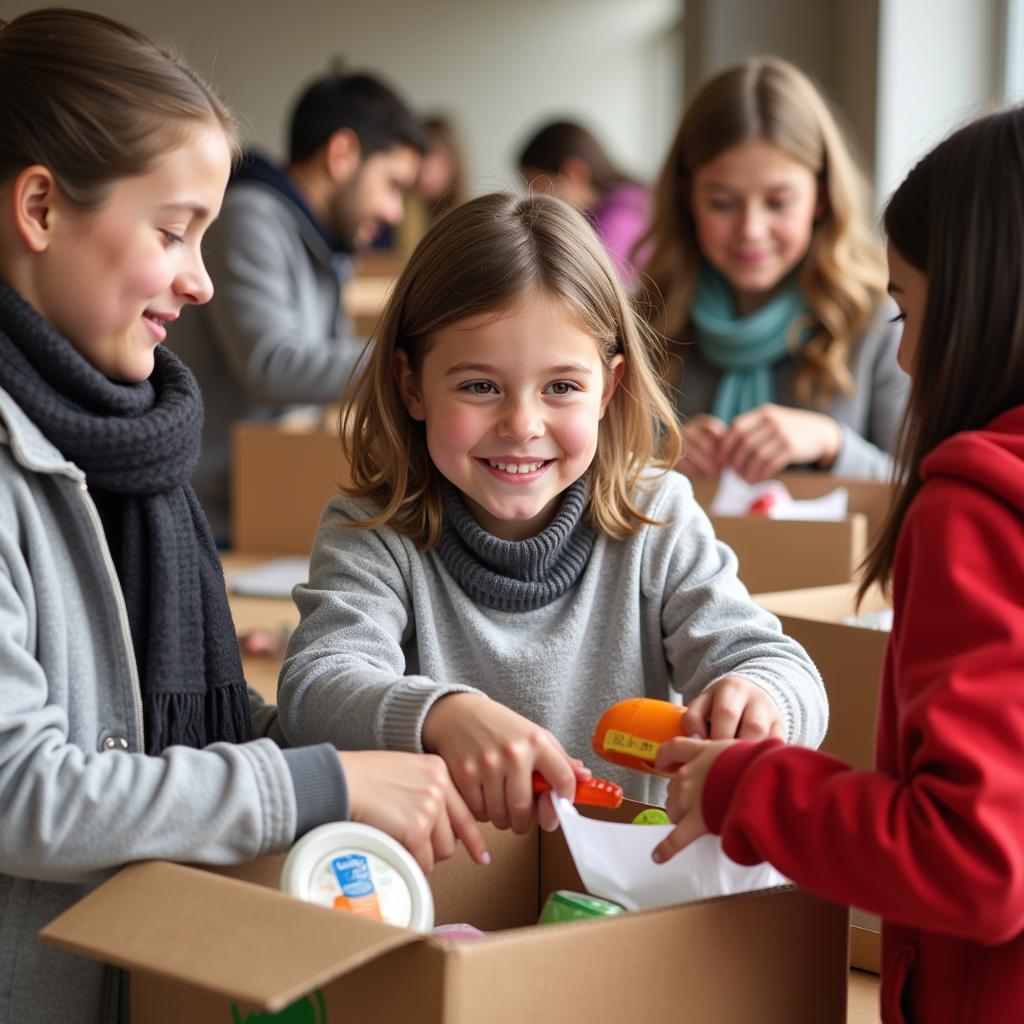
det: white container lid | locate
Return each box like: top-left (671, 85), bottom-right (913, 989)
top-left (280, 822), bottom-right (434, 932)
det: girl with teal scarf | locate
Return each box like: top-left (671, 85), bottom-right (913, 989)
top-left (636, 58), bottom-right (906, 483)
top-left (691, 263), bottom-right (812, 424)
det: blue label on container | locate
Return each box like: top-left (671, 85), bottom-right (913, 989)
top-left (331, 854), bottom-right (375, 898)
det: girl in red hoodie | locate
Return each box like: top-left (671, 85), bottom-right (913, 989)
top-left (650, 106), bottom-right (1024, 1023)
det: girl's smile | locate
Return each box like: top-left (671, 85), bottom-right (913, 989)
top-left (395, 288), bottom-right (623, 541)
top-left (478, 457), bottom-right (552, 482)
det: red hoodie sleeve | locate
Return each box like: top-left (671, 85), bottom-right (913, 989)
top-left (702, 477), bottom-right (1024, 944)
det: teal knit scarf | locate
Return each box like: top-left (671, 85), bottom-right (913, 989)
top-left (691, 263), bottom-right (811, 422)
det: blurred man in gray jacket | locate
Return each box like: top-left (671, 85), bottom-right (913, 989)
top-left (170, 71), bottom-right (425, 542)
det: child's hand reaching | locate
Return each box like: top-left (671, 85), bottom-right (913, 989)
top-left (422, 693), bottom-right (589, 834)
top-left (682, 675), bottom-right (785, 741)
top-left (337, 750), bottom-right (490, 874)
top-left (649, 736), bottom-right (735, 863)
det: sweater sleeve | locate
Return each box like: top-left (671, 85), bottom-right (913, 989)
top-left (701, 478), bottom-right (1024, 944)
top-left (650, 473), bottom-right (828, 747)
top-left (200, 190), bottom-right (362, 407)
top-left (0, 563), bottom-right (301, 882)
top-left (277, 498), bottom-right (484, 753)
top-left (831, 310), bottom-right (909, 479)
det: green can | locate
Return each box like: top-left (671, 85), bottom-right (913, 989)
top-left (632, 807), bottom-right (671, 826)
top-left (538, 890), bottom-right (625, 925)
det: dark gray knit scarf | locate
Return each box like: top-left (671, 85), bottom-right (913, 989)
top-left (437, 478), bottom-right (595, 611)
top-left (0, 282), bottom-right (251, 754)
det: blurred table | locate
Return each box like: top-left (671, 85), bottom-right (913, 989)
top-left (848, 970), bottom-right (880, 1022)
top-left (344, 274), bottom-right (394, 337)
top-left (222, 552), bottom-right (300, 703)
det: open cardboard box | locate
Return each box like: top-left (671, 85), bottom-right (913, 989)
top-left (231, 420), bottom-right (351, 555)
top-left (690, 473), bottom-right (894, 594)
top-left (41, 801), bottom-right (849, 1022)
top-left (754, 581), bottom-right (892, 973)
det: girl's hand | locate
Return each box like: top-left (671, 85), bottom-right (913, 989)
top-left (337, 750), bottom-right (490, 874)
top-left (422, 693), bottom-right (588, 834)
top-left (682, 675), bottom-right (785, 741)
top-left (720, 404), bottom-right (842, 482)
top-left (678, 413), bottom-right (728, 477)
top-left (650, 736), bottom-right (735, 863)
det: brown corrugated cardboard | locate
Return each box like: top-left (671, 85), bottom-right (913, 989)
top-left (691, 472), bottom-right (895, 541)
top-left (755, 582), bottom-right (889, 771)
top-left (711, 514), bottom-right (869, 593)
top-left (231, 421), bottom-right (350, 554)
top-left (690, 473), bottom-right (894, 593)
top-left (755, 581), bottom-right (891, 973)
top-left (41, 801), bottom-right (849, 1022)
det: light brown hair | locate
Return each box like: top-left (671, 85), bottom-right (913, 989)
top-left (860, 106), bottom-right (1024, 595)
top-left (0, 8), bottom-right (239, 208)
top-left (637, 56), bottom-right (886, 405)
top-left (341, 191), bottom-right (683, 549)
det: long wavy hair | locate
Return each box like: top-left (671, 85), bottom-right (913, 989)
top-left (340, 191), bottom-right (683, 549)
top-left (859, 106), bottom-right (1024, 595)
top-left (636, 56), bottom-right (886, 405)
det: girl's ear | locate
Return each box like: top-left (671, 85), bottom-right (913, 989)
top-left (11, 165), bottom-right (59, 253)
top-left (599, 354), bottom-right (626, 418)
top-left (393, 347), bottom-right (426, 420)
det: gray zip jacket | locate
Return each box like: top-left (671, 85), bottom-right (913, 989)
top-left (279, 470), bottom-right (828, 806)
top-left (0, 386), bottom-right (342, 1024)
top-left (168, 176), bottom-right (363, 541)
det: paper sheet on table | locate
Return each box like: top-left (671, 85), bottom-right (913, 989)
top-left (709, 467), bottom-right (848, 521)
top-left (554, 797), bottom-right (790, 911)
top-left (226, 556), bottom-right (309, 598)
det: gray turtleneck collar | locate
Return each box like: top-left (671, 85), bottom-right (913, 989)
top-left (436, 478), bottom-right (595, 611)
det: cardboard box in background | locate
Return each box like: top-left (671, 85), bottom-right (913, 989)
top-left (231, 421), bottom-right (351, 554)
top-left (755, 581), bottom-right (892, 973)
top-left (690, 472), bottom-right (895, 540)
top-left (710, 514), bottom-right (868, 593)
top-left (689, 474), bottom-right (894, 594)
top-left (41, 802), bottom-right (850, 1023)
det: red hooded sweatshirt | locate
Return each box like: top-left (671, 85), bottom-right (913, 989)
top-left (702, 406), bottom-right (1024, 1023)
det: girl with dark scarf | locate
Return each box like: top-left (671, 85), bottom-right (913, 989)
top-left (0, 11), bottom-right (486, 1023)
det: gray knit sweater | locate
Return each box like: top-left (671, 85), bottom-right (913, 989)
top-left (278, 470), bottom-right (828, 805)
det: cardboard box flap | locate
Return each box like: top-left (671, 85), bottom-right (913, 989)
top-left (39, 860), bottom-right (423, 1012)
top-left (755, 581), bottom-right (890, 619)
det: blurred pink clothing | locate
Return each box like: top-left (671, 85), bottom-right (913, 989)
top-left (588, 182), bottom-right (651, 286)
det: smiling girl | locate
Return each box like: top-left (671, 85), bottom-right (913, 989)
top-left (638, 57), bottom-right (908, 483)
top-left (0, 11), bottom-right (484, 1021)
top-left (278, 191), bottom-right (827, 832)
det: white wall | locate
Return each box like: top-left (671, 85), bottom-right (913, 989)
top-left (683, 0), bottom-right (879, 183)
top-left (5, 0), bottom-right (684, 190)
top-left (875, 0), bottom-right (1005, 202)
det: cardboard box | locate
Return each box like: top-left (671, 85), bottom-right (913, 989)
top-left (231, 421), bottom-right (351, 554)
top-left (41, 802), bottom-right (849, 1022)
top-left (689, 473), bottom-right (894, 594)
top-left (755, 581), bottom-right (892, 973)
top-left (754, 582), bottom-right (889, 772)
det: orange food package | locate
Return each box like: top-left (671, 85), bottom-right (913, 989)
top-left (591, 697), bottom-right (687, 776)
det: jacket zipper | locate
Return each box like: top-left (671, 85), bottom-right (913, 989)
top-left (75, 480), bottom-right (146, 749)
